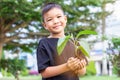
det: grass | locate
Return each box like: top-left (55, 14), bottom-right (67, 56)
top-left (81, 75), bottom-right (120, 80)
top-left (0, 75), bottom-right (120, 80)
top-left (0, 75), bottom-right (41, 80)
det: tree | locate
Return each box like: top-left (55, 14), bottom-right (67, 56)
top-left (108, 37), bottom-right (120, 77)
top-left (0, 58), bottom-right (26, 80)
top-left (98, 0), bottom-right (115, 75)
top-left (0, 0), bottom-right (48, 59)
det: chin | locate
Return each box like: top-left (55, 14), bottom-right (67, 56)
top-left (52, 32), bottom-right (61, 34)
top-left (52, 30), bottom-right (62, 34)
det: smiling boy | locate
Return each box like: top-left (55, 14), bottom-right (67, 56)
top-left (36, 2), bottom-right (87, 80)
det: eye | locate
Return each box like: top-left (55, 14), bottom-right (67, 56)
top-left (57, 15), bottom-right (61, 18)
top-left (47, 19), bottom-right (52, 21)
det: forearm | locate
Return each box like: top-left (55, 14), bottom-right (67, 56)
top-left (41, 63), bottom-right (69, 78)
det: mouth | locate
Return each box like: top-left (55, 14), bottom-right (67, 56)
top-left (53, 25), bottom-right (61, 29)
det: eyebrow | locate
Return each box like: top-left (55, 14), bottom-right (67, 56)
top-left (45, 13), bottom-right (63, 20)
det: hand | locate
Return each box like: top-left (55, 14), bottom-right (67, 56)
top-left (78, 59), bottom-right (87, 69)
top-left (74, 59), bottom-right (87, 75)
top-left (67, 57), bottom-right (80, 71)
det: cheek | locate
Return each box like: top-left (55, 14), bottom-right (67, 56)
top-left (46, 21), bottom-right (53, 26)
top-left (45, 23), bottom-right (53, 30)
top-left (43, 23), bottom-right (49, 30)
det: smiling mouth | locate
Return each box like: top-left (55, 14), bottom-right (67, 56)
top-left (53, 25), bottom-right (61, 29)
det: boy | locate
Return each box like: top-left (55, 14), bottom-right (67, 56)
top-left (37, 2), bottom-right (87, 80)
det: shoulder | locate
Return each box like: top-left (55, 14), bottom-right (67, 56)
top-left (38, 38), bottom-right (59, 46)
top-left (37, 38), bottom-right (48, 47)
top-left (39, 38), bottom-right (47, 43)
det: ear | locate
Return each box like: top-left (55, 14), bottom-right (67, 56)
top-left (64, 15), bottom-right (67, 23)
top-left (42, 22), bottom-right (48, 30)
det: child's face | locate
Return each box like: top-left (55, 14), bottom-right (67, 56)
top-left (43, 8), bottom-right (67, 35)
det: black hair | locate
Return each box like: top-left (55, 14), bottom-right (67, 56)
top-left (41, 2), bottom-right (64, 22)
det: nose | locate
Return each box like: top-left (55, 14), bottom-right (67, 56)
top-left (53, 18), bottom-right (59, 24)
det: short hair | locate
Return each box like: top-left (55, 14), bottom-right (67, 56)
top-left (41, 2), bottom-right (64, 22)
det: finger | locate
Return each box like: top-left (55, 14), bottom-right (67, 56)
top-left (73, 59), bottom-right (81, 70)
top-left (69, 57), bottom-right (74, 60)
top-left (68, 58), bottom-right (79, 65)
top-left (81, 59), bottom-right (87, 66)
top-left (67, 59), bottom-right (80, 70)
top-left (79, 61), bottom-right (84, 69)
top-left (80, 59), bottom-right (86, 68)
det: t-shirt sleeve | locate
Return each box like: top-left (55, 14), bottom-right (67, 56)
top-left (36, 39), bottom-right (50, 73)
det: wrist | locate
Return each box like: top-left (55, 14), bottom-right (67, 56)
top-left (65, 63), bottom-right (70, 71)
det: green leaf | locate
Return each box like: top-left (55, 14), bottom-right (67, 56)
top-left (76, 30), bottom-right (97, 39)
top-left (78, 40), bottom-right (90, 58)
top-left (57, 36), bottom-right (71, 55)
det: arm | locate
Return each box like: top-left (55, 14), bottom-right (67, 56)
top-left (41, 57), bottom-right (81, 78)
top-left (41, 63), bottom-right (69, 78)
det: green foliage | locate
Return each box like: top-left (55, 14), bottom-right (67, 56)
top-left (1, 68), bottom-right (12, 77)
top-left (108, 37), bottom-right (120, 77)
top-left (57, 30), bottom-right (97, 57)
top-left (57, 36), bottom-right (71, 55)
top-left (20, 69), bottom-right (29, 76)
top-left (112, 38), bottom-right (120, 49)
top-left (76, 30), bottom-right (97, 39)
top-left (78, 41), bottom-right (90, 57)
top-left (113, 64), bottom-right (120, 74)
top-left (0, 0), bottom-right (41, 21)
top-left (111, 55), bottom-right (120, 77)
top-left (80, 75), bottom-right (120, 80)
top-left (86, 61), bottom-right (96, 76)
top-left (0, 0), bottom-right (44, 55)
top-left (0, 58), bottom-right (27, 78)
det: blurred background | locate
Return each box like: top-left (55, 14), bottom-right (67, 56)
top-left (0, 0), bottom-right (120, 80)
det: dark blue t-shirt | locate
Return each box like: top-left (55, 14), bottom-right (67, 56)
top-left (36, 38), bottom-right (79, 80)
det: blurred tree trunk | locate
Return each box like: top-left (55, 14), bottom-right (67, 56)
top-left (0, 21), bottom-right (4, 59)
top-left (0, 44), bottom-right (3, 59)
top-left (101, 0), bottom-right (108, 75)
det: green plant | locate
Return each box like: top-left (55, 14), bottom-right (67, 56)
top-left (0, 58), bottom-right (26, 80)
top-left (86, 61), bottom-right (96, 76)
top-left (57, 30), bottom-right (97, 75)
top-left (57, 30), bottom-right (97, 58)
top-left (1, 68), bottom-right (12, 77)
top-left (108, 37), bottom-right (120, 77)
top-left (20, 69), bottom-right (29, 76)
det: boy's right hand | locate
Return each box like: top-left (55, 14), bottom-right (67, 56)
top-left (67, 57), bottom-right (80, 71)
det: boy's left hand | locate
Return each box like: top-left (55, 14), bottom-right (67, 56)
top-left (73, 59), bottom-right (87, 75)
top-left (77, 59), bottom-right (87, 69)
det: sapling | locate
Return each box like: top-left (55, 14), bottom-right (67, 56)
top-left (57, 30), bottom-right (97, 62)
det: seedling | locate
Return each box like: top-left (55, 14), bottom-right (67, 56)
top-left (57, 30), bottom-right (97, 58)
